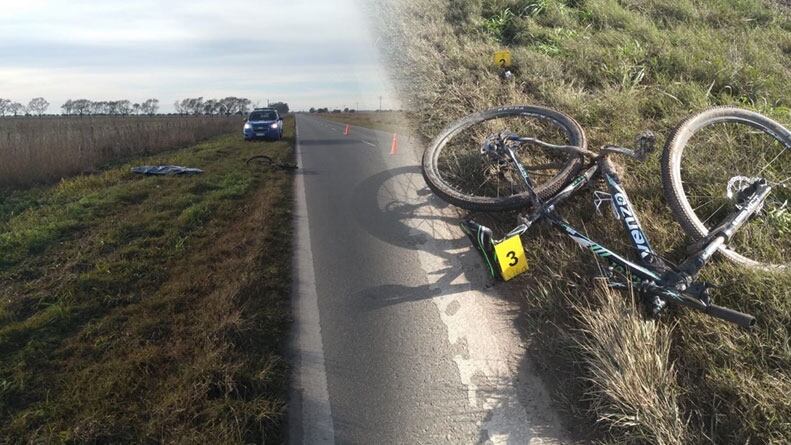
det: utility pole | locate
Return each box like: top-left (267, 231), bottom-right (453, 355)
top-left (379, 96), bottom-right (382, 111)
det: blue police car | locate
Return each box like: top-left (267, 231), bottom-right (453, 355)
top-left (243, 108), bottom-right (283, 141)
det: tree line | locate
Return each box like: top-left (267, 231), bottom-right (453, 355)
top-left (0, 97), bottom-right (158, 116)
top-left (0, 96), bottom-right (290, 117)
top-left (173, 98), bottom-right (289, 116)
top-left (0, 97), bottom-right (50, 116)
top-left (308, 107), bottom-right (356, 113)
top-left (173, 97), bottom-right (250, 115)
top-left (61, 99), bottom-right (160, 116)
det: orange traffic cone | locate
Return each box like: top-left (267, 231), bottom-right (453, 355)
top-left (344, 124), bottom-right (349, 136)
top-left (390, 133), bottom-right (398, 155)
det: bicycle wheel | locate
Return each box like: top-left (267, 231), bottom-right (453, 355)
top-left (246, 155), bottom-right (275, 166)
top-left (422, 105), bottom-right (586, 212)
top-left (661, 107), bottom-right (791, 270)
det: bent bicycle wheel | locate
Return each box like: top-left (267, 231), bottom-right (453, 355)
top-left (422, 105), bottom-right (586, 212)
top-left (246, 155), bottom-right (275, 166)
top-left (662, 107), bottom-right (791, 270)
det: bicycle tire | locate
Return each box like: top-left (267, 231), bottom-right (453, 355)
top-left (422, 105), bottom-right (586, 212)
top-left (661, 106), bottom-right (791, 270)
top-left (246, 155), bottom-right (275, 166)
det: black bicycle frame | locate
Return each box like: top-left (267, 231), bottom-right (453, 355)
top-left (501, 144), bottom-right (769, 327)
top-left (513, 157), bottom-right (665, 284)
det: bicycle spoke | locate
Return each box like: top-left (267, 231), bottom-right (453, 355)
top-left (433, 112), bottom-right (577, 201)
top-left (692, 199), bottom-right (715, 212)
top-left (701, 203), bottom-right (726, 227)
top-left (757, 146), bottom-right (787, 176)
top-left (674, 115), bottom-right (790, 267)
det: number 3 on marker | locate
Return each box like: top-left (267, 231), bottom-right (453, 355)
top-left (493, 235), bottom-right (528, 281)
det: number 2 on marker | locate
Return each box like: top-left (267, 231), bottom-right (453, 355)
top-left (494, 235), bottom-right (528, 281)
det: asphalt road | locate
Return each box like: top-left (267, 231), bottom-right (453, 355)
top-left (289, 114), bottom-right (569, 444)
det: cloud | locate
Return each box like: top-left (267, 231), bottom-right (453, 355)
top-left (0, 0), bottom-right (398, 111)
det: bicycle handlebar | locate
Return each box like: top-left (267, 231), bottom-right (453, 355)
top-left (705, 304), bottom-right (756, 328)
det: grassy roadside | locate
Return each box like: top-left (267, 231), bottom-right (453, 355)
top-left (375, 0), bottom-right (790, 442)
top-left (311, 111), bottom-right (413, 133)
top-left (0, 118), bottom-right (295, 442)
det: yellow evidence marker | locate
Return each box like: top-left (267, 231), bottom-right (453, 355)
top-left (493, 49), bottom-right (512, 68)
top-left (493, 234), bottom-right (528, 281)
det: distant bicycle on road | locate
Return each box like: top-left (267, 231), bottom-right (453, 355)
top-left (421, 105), bottom-right (790, 328)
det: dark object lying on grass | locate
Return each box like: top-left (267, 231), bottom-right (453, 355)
top-left (246, 155), bottom-right (298, 171)
top-left (131, 165), bottom-right (204, 176)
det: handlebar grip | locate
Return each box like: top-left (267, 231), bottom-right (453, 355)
top-left (705, 304), bottom-right (756, 328)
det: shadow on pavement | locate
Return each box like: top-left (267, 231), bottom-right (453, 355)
top-left (348, 162), bottom-right (581, 443)
top-left (350, 165), bottom-right (492, 308)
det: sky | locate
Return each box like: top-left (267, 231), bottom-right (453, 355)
top-left (0, 0), bottom-right (398, 112)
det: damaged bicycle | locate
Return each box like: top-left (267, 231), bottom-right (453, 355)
top-left (422, 105), bottom-right (790, 328)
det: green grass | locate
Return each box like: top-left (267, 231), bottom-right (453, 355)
top-left (378, 0), bottom-right (790, 442)
top-left (0, 118), bottom-right (295, 442)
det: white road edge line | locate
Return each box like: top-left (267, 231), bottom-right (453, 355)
top-left (362, 140), bottom-right (377, 148)
top-left (290, 116), bottom-right (336, 444)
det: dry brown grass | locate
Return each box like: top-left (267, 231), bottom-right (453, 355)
top-left (0, 115), bottom-right (241, 186)
top-left (574, 283), bottom-right (687, 444)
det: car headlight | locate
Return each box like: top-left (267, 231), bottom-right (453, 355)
top-left (244, 123), bottom-right (252, 130)
top-left (270, 123), bottom-right (278, 129)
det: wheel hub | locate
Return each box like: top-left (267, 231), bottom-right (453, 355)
top-left (481, 131), bottom-right (519, 157)
top-left (727, 176), bottom-right (766, 212)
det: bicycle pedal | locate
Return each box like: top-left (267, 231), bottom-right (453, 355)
top-left (460, 220), bottom-right (499, 280)
top-left (644, 294), bottom-right (667, 318)
top-left (687, 282), bottom-right (716, 305)
top-left (635, 130), bottom-right (656, 160)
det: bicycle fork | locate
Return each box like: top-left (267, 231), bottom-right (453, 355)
top-left (655, 179), bottom-right (773, 328)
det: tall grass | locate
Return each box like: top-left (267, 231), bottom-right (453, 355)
top-left (574, 284), bottom-right (687, 444)
top-left (0, 116), bottom-right (241, 186)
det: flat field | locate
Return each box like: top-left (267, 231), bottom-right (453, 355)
top-left (0, 118), bottom-right (294, 442)
top-left (0, 115), bottom-right (242, 186)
